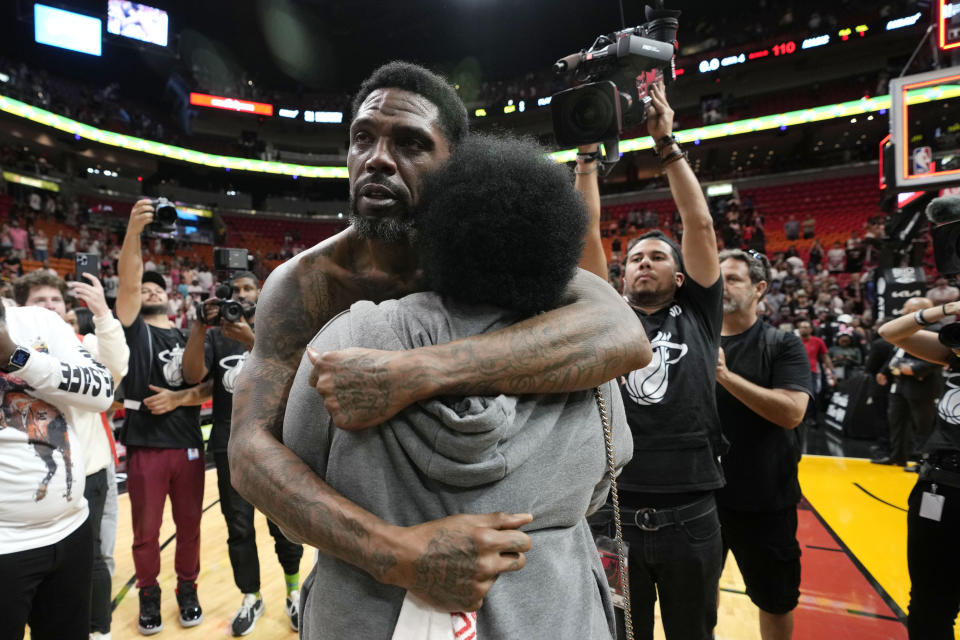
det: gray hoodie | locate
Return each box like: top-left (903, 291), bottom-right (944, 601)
top-left (283, 292), bottom-right (632, 640)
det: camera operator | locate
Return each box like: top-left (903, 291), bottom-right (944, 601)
top-left (605, 80), bottom-right (724, 640)
top-left (182, 271), bottom-right (303, 636)
top-left (876, 302), bottom-right (960, 638)
top-left (116, 200), bottom-right (212, 635)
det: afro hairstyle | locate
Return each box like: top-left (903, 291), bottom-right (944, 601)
top-left (352, 61), bottom-right (468, 146)
top-left (416, 133), bottom-right (586, 316)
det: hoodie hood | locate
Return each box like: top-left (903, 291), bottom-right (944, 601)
top-left (346, 294), bottom-right (544, 488)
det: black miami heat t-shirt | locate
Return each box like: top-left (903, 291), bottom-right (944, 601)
top-left (203, 327), bottom-right (249, 453)
top-left (121, 316), bottom-right (202, 449)
top-left (617, 276), bottom-right (725, 494)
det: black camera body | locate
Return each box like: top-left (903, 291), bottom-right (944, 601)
top-left (199, 283), bottom-right (255, 326)
top-left (551, 2), bottom-right (680, 159)
top-left (213, 247), bottom-right (251, 272)
top-left (201, 247), bottom-right (256, 325)
top-left (150, 197), bottom-right (178, 230)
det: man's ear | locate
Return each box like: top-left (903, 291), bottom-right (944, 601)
top-left (675, 271), bottom-right (685, 288)
top-left (755, 280), bottom-right (768, 300)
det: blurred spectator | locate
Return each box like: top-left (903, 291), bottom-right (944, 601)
top-left (808, 239), bottom-right (824, 274)
top-left (32, 228), bottom-right (48, 262)
top-left (845, 234), bottom-right (865, 273)
top-left (827, 242), bottom-right (845, 273)
top-left (797, 319), bottom-right (835, 426)
top-left (784, 215), bottom-right (800, 240)
top-left (926, 277), bottom-right (960, 306)
top-left (0, 225), bottom-right (12, 257)
top-left (802, 214), bottom-right (816, 239)
top-left (8, 221), bottom-right (28, 260)
top-left (828, 332), bottom-right (862, 379)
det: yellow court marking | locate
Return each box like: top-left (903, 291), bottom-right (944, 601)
top-left (799, 455), bottom-right (913, 614)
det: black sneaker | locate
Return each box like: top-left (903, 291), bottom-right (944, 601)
top-left (138, 585), bottom-right (163, 636)
top-left (231, 593), bottom-right (264, 636)
top-left (176, 581), bottom-right (203, 627)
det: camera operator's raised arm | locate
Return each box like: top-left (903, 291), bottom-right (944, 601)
top-left (574, 143), bottom-right (607, 279)
top-left (878, 301), bottom-right (960, 365)
top-left (116, 199), bottom-right (155, 327)
top-left (647, 81), bottom-right (720, 288)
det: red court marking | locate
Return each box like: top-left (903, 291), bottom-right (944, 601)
top-left (793, 508), bottom-right (907, 639)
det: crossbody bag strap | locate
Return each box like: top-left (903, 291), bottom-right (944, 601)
top-left (595, 385), bottom-right (633, 640)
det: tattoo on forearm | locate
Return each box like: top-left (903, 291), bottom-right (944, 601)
top-left (412, 528), bottom-right (480, 610)
top-left (304, 496), bottom-right (398, 580)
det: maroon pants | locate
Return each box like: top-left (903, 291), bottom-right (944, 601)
top-left (127, 446), bottom-right (205, 588)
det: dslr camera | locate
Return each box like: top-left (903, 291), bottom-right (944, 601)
top-left (551, 1), bottom-right (680, 168)
top-left (198, 247), bottom-right (255, 325)
top-left (197, 247), bottom-right (257, 326)
top-left (150, 197), bottom-right (178, 231)
top-left (201, 284), bottom-right (254, 325)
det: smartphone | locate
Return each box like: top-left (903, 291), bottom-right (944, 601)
top-left (75, 253), bottom-right (101, 282)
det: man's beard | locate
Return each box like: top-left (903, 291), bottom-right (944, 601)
top-left (142, 304), bottom-right (167, 316)
top-left (626, 284), bottom-right (676, 310)
top-left (349, 196), bottom-right (418, 244)
top-left (722, 294), bottom-right (749, 314)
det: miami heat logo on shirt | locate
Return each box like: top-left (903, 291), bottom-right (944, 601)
top-left (624, 330), bottom-right (688, 405)
top-left (159, 346), bottom-right (185, 387)
top-left (939, 370), bottom-right (960, 425)
top-left (219, 353), bottom-right (247, 394)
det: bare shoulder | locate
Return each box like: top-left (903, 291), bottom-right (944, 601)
top-left (254, 229), bottom-right (353, 366)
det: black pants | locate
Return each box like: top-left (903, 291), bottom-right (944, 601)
top-left (622, 494), bottom-right (723, 640)
top-left (0, 519), bottom-right (93, 640)
top-left (84, 468), bottom-right (111, 633)
top-left (907, 480), bottom-right (960, 639)
top-left (889, 395), bottom-right (935, 465)
top-left (214, 452), bottom-right (303, 593)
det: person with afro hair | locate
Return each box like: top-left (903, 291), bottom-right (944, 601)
top-left (230, 60), bottom-right (650, 631)
top-left (282, 132), bottom-right (637, 639)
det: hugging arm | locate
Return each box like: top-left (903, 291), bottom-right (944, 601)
top-left (311, 267), bottom-right (651, 430)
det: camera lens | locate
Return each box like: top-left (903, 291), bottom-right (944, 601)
top-left (552, 81), bottom-right (621, 146)
top-left (220, 301), bottom-right (244, 324)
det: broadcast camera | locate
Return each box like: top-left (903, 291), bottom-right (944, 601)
top-left (551, 1), bottom-right (680, 173)
top-left (197, 247), bottom-right (255, 325)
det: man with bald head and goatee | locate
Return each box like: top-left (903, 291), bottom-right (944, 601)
top-left (870, 297), bottom-right (943, 468)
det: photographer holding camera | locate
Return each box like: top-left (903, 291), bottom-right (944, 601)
top-left (877, 302), bottom-right (960, 639)
top-left (575, 78), bottom-right (724, 640)
top-left (182, 270), bottom-right (303, 636)
top-left (117, 199), bottom-right (212, 635)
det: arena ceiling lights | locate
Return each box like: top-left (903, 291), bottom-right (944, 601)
top-left (548, 86), bottom-right (960, 164)
top-left (0, 88), bottom-right (955, 179)
top-left (0, 94), bottom-right (346, 179)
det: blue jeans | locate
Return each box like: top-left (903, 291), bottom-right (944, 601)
top-left (622, 493), bottom-right (723, 640)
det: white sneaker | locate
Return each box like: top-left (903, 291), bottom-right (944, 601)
top-left (285, 590), bottom-right (300, 631)
top-left (230, 593), bottom-right (264, 637)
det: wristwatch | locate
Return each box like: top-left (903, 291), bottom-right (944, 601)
top-left (3, 346), bottom-right (31, 373)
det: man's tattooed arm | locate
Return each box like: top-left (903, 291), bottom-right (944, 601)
top-left (311, 268), bottom-right (652, 430)
top-left (228, 249), bottom-right (532, 608)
